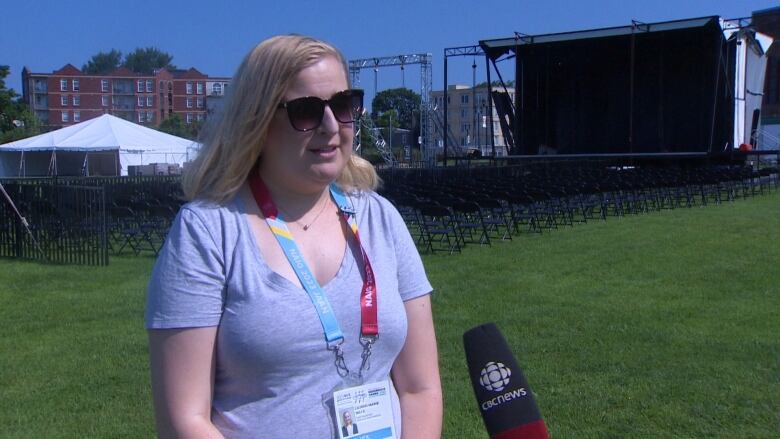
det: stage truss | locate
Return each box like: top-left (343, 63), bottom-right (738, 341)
top-left (349, 54), bottom-right (434, 165)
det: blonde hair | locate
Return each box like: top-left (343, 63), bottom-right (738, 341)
top-left (182, 35), bottom-right (379, 203)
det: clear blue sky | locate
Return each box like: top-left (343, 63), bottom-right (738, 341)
top-left (2, 0), bottom-right (777, 104)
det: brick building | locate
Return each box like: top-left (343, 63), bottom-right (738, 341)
top-left (21, 64), bottom-right (230, 130)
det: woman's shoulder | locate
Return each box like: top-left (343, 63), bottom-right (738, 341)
top-left (349, 190), bottom-right (398, 215)
top-left (175, 196), bottom-right (243, 229)
top-left (348, 189), bottom-right (407, 231)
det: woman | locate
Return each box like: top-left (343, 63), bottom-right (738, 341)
top-left (145, 35), bottom-right (442, 438)
top-left (341, 410), bottom-right (358, 437)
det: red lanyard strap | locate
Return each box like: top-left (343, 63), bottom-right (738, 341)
top-left (248, 171), bottom-right (378, 376)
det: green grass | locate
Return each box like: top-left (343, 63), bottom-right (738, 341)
top-left (0, 255), bottom-right (157, 438)
top-left (430, 193), bottom-right (780, 438)
top-left (1, 192), bottom-right (779, 438)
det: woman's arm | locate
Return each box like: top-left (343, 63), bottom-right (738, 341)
top-left (148, 327), bottom-right (225, 439)
top-left (392, 294), bottom-right (443, 439)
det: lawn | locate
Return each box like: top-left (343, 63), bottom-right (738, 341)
top-left (1, 191), bottom-right (778, 438)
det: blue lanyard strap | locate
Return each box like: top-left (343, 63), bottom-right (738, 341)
top-left (265, 214), bottom-right (345, 344)
top-left (248, 172), bottom-right (378, 377)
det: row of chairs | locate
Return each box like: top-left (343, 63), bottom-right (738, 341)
top-left (379, 163), bottom-right (778, 254)
top-left (100, 162), bottom-right (780, 257)
top-left (107, 181), bottom-right (184, 256)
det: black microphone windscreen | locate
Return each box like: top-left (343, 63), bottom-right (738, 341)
top-left (463, 323), bottom-right (549, 439)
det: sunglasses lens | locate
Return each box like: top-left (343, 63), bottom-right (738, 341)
top-left (287, 97), bottom-right (323, 131)
top-left (330, 91), bottom-right (362, 124)
top-left (282, 90), bottom-right (363, 131)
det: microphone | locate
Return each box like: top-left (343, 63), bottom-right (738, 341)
top-left (463, 323), bottom-right (549, 439)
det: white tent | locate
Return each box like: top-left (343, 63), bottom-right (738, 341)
top-left (0, 114), bottom-right (200, 177)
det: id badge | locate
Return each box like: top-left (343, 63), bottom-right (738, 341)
top-left (333, 379), bottom-right (397, 439)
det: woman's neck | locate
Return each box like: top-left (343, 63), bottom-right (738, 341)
top-left (259, 173), bottom-right (332, 221)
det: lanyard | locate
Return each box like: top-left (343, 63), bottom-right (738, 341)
top-left (248, 171), bottom-right (378, 377)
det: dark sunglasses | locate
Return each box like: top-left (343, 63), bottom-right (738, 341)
top-left (277, 89), bottom-right (364, 132)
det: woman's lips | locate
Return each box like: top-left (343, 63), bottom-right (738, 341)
top-left (310, 146), bottom-right (339, 157)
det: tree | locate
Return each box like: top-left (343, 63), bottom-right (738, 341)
top-left (374, 108), bottom-right (401, 141)
top-left (474, 79), bottom-right (515, 88)
top-left (123, 47), bottom-right (176, 75)
top-left (0, 66), bottom-right (40, 143)
top-left (157, 114), bottom-right (201, 140)
top-left (371, 88), bottom-right (421, 131)
top-left (82, 49), bottom-right (123, 74)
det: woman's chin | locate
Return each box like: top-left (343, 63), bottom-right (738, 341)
top-left (307, 158), bottom-right (348, 183)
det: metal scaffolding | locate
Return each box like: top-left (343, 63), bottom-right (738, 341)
top-left (443, 45), bottom-right (490, 164)
top-left (349, 54), bottom-right (434, 165)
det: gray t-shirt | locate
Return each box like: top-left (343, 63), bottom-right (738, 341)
top-left (146, 190), bottom-right (432, 439)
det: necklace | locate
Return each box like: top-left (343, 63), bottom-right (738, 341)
top-left (284, 195), bottom-right (330, 231)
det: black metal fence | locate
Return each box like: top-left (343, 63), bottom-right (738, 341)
top-left (0, 181), bottom-right (108, 265)
top-left (1, 175), bottom-right (186, 265)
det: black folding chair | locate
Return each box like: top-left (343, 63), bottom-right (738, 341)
top-left (417, 205), bottom-right (462, 254)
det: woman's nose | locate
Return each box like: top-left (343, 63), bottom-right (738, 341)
top-left (318, 104), bottom-right (340, 134)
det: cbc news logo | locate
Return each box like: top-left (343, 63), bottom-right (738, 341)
top-left (479, 361), bottom-right (511, 392)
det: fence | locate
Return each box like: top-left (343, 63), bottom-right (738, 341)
top-left (0, 181), bottom-right (108, 265)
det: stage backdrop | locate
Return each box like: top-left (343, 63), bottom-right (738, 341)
top-left (481, 16), bottom-right (772, 156)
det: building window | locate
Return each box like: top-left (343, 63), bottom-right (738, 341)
top-left (62, 112), bottom-right (69, 122)
top-left (137, 96), bottom-right (144, 107)
top-left (101, 79), bottom-right (109, 92)
top-left (461, 95), bottom-right (469, 104)
top-left (461, 108), bottom-right (468, 118)
top-left (73, 95), bottom-right (80, 106)
top-left (147, 96), bottom-right (153, 107)
top-left (60, 79), bottom-right (67, 91)
top-left (146, 111), bottom-right (154, 123)
top-left (186, 113), bottom-right (193, 124)
top-left (213, 83), bottom-right (222, 95)
top-left (73, 111), bottom-right (81, 122)
top-left (61, 95), bottom-right (68, 106)
top-left (186, 82), bottom-right (193, 94)
top-left (186, 97), bottom-right (193, 108)
top-left (196, 83), bottom-right (203, 94)
top-left (196, 97), bottom-right (203, 108)
top-left (137, 80), bottom-right (144, 93)
top-left (146, 80), bottom-right (153, 93)
top-left (72, 79), bottom-right (80, 92)
top-left (196, 113), bottom-right (204, 122)
top-left (102, 95), bottom-right (109, 107)
top-left (138, 112), bottom-right (145, 123)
